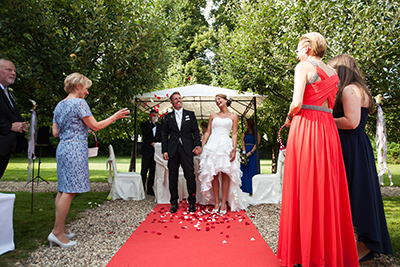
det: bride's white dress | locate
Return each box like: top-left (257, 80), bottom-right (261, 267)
top-left (198, 117), bottom-right (253, 212)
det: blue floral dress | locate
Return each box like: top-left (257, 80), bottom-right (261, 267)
top-left (53, 98), bottom-right (93, 193)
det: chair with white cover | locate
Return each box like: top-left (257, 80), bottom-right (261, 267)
top-left (107, 144), bottom-right (145, 201)
top-left (252, 149), bottom-right (285, 204)
top-left (153, 143), bottom-right (188, 204)
top-left (0, 193), bottom-right (15, 255)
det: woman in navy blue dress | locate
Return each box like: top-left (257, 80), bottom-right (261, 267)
top-left (240, 118), bottom-right (260, 194)
top-left (49, 73), bottom-right (130, 248)
top-left (329, 54), bottom-right (392, 264)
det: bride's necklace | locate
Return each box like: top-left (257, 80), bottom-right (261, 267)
top-left (217, 111), bottom-right (230, 119)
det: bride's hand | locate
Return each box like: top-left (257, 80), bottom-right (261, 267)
top-left (230, 150), bottom-right (235, 162)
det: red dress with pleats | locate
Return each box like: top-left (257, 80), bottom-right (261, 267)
top-left (277, 64), bottom-right (359, 267)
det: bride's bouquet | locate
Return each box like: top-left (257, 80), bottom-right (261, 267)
top-left (239, 150), bottom-right (249, 166)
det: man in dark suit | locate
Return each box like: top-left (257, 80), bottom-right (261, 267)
top-left (0, 59), bottom-right (29, 179)
top-left (140, 110), bottom-right (161, 195)
top-left (162, 91), bottom-right (201, 213)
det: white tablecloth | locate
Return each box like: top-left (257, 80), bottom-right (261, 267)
top-left (0, 193), bottom-right (15, 255)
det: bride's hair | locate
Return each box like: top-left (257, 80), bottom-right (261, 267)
top-left (216, 94), bottom-right (232, 107)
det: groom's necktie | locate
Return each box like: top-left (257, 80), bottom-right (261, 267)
top-left (175, 111), bottom-right (182, 130)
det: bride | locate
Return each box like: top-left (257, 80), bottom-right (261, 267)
top-left (199, 94), bottom-right (252, 214)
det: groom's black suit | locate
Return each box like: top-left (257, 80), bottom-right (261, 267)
top-left (161, 109), bottom-right (201, 206)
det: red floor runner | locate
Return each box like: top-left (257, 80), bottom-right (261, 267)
top-left (107, 202), bottom-right (281, 267)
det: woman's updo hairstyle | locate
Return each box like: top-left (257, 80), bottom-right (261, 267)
top-left (216, 94), bottom-right (232, 107)
top-left (64, 72), bottom-right (92, 94)
top-left (299, 32), bottom-right (327, 58)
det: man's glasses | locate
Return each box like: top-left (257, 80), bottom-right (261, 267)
top-left (295, 45), bottom-right (309, 54)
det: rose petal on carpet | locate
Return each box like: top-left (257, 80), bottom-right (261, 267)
top-left (107, 202), bottom-right (281, 266)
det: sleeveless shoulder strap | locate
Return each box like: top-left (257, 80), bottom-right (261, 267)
top-left (306, 60), bottom-right (321, 85)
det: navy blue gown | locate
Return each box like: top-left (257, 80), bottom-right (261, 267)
top-left (240, 133), bottom-right (260, 194)
top-left (335, 107), bottom-right (392, 255)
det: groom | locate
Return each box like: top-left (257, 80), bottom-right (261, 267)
top-left (162, 91), bottom-right (201, 213)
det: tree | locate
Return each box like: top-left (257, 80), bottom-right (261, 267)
top-left (0, 0), bottom-right (177, 143)
top-left (160, 0), bottom-right (213, 87)
top-left (213, 0), bottom-right (400, 170)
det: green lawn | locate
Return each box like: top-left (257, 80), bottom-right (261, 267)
top-left (0, 191), bottom-right (109, 267)
top-left (2, 156), bottom-right (143, 182)
top-left (1, 156), bottom-right (399, 263)
top-left (383, 196), bottom-right (400, 258)
top-left (3, 156), bottom-right (399, 184)
top-left (2, 156), bottom-right (273, 182)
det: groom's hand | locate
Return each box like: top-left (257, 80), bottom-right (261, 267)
top-left (163, 152), bottom-right (169, 160)
top-left (192, 146), bottom-right (202, 155)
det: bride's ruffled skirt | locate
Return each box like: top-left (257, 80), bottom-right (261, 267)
top-left (199, 134), bottom-right (253, 211)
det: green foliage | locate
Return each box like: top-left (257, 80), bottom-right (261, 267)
top-left (387, 142), bottom-right (400, 164)
top-left (212, 0), bottom-right (400, 162)
top-left (0, 191), bottom-right (108, 267)
top-left (371, 137), bottom-right (400, 164)
top-left (210, 0), bottom-right (235, 32)
top-left (0, 0), bottom-right (176, 141)
top-left (160, 0), bottom-right (214, 87)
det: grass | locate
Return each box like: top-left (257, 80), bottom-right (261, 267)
top-left (383, 196), bottom-right (400, 258)
top-left (3, 156), bottom-right (399, 184)
top-left (1, 156), bottom-right (399, 264)
top-left (2, 156), bottom-right (142, 182)
top-left (0, 191), bottom-right (109, 267)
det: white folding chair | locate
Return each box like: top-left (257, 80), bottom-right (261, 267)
top-left (252, 149), bottom-right (285, 204)
top-left (107, 145), bottom-right (145, 200)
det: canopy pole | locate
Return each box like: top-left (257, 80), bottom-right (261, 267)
top-left (253, 97), bottom-right (260, 174)
top-left (133, 98), bottom-right (138, 172)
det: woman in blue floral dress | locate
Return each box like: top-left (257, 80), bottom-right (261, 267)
top-left (49, 73), bottom-right (130, 248)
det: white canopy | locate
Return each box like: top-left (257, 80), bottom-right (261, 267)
top-left (134, 84), bottom-right (266, 120)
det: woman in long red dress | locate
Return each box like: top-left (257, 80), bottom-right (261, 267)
top-left (277, 32), bottom-right (359, 267)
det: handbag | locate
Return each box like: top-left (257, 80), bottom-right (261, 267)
top-left (88, 130), bottom-right (98, 157)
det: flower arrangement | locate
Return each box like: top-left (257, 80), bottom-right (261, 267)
top-left (240, 150), bottom-right (249, 166)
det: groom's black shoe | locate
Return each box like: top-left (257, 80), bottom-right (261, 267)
top-left (170, 203), bottom-right (178, 213)
top-left (189, 203), bottom-right (196, 213)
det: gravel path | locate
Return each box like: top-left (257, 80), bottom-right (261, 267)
top-left (1, 182), bottom-right (399, 266)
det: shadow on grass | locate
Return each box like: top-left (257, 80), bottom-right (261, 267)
top-left (0, 191), bottom-right (108, 267)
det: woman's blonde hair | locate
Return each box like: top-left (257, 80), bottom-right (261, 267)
top-left (299, 32), bottom-right (327, 58)
top-left (64, 73), bottom-right (92, 94)
top-left (216, 94), bottom-right (232, 107)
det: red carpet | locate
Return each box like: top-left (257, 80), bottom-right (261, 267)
top-left (107, 202), bottom-right (281, 267)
